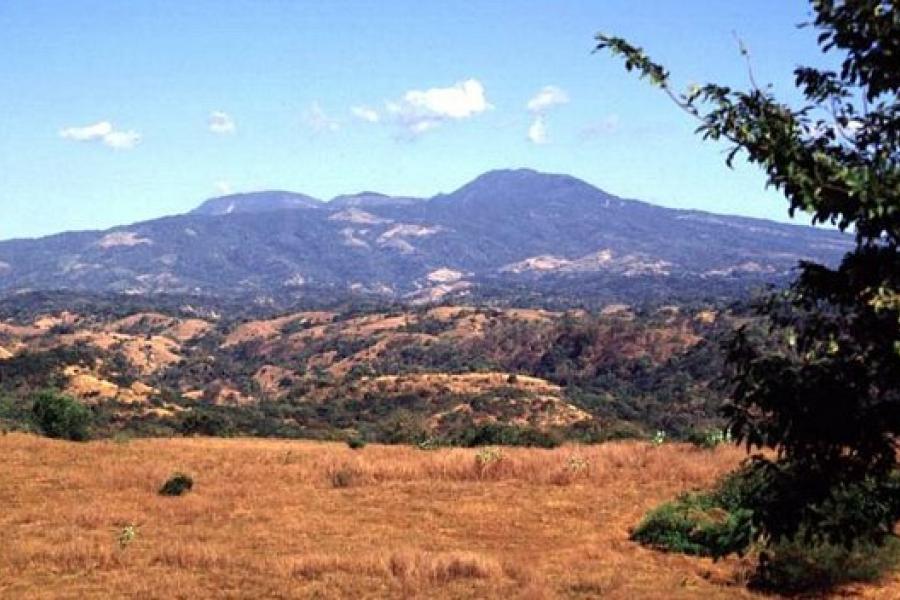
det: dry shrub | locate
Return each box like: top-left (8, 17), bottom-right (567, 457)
top-left (388, 550), bottom-right (502, 583)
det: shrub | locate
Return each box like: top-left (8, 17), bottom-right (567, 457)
top-left (117, 524), bottom-right (138, 549)
top-left (451, 423), bottom-right (562, 448)
top-left (179, 409), bottom-right (234, 437)
top-left (630, 491), bottom-right (753, 558)
top-left (752, 536), bottom-right (900, 595)
top-left (686, 427), bottom-right (730, 450)
top-left (631, 466), bottom-right (760, 558)
top-left (329, 464), bottom-right (366, 488)
top-left (346, 436), bottom-right (367, 450)
top-left (159, 472), bottom-right (194, 496)
top-left (31, 390), bottom-right (92, 441)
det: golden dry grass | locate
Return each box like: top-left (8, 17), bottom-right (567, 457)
top-left (2, 434), bottom-right (898, 599)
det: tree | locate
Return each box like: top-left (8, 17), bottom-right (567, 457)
top-left (31, 390), bottom-right (92, 441)
top-left (596, 0), bottom-right (898, 549)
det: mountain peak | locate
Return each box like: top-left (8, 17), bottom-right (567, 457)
top-left (191, 191), bottom-right (322, 216)
top-left (437, 168), bottom-right (613, 210)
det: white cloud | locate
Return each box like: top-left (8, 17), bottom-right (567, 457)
top-left (59, 121), bottom-right (141, 149)
top-left (351, 106), bottom-right (380, 123)
top-left (60, 121), bottom-right (113, 141)
top-left (527, 85), bottom-right (569, 113)
top-left (208, 111), bottom-right (236, 134)
top-left (386, 79), bottom-right (491, 137)
top-left (303, 102), bottom-right (341, 133)
top-left (524, 85), bottom-right (569, 145)
top-left (527, 116), bottom-right (548, 145)
top-left (101, 130), bottom-right (141, 149)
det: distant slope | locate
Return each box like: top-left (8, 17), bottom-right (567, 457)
top-left (192, 191), bottom-right (322, 215)
top-left (0, 169), bottom-right (850, 301)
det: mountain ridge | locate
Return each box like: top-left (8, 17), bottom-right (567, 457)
top-left (0, 169), bottom-right (851, 303)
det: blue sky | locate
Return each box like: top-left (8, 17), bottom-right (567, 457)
top-left (0, 1), bottom-right (827, 240)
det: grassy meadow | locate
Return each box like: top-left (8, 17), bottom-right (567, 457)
top-left (2, 434), bottom-right (898, 599)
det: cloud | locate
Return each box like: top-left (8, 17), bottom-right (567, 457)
top-left (386, 79), bottom-right (491, 137)
top-left (303, 102), bottom-right (341, 133)
top-left (59, 121), bottom-right (141, 149)
top-left (351, 106), bottom-right (380, 123)
top-left (527, 85), bottom-right (569, 113)
top-left (208, 111), bottom-right (235, 134)
top-left (524, 85), bottom-right (569, 145)
top-left (59, 121), bottom-right (113, 141)
top-left (101, 130), bottom-right (141, 149)
top-left (527, 116), bottom-right (548, 144)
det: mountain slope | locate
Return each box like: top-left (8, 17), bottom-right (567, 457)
top-left (0, 169), bottom-right (851, 301)
top-left (192, 191), bottom-right (322, 215)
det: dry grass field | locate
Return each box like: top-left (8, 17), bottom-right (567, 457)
top-left (2, 434), bottom-right (898, 599)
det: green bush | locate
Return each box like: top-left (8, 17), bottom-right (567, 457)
top-left (685, 427), bottom-right (730, 450)
top-left (633, 465), bottom-right (900, 593)
top-left (159, 472), bottom-right (194, 496)
top-left (346, 436), bottom-right (367, 450)
top-left (31, 390), bottom-right (92, 441)
top-left (752, 536), bottom-right (900, 595)
top-left (450, 423), bottom-right (562, 448)
top-left (630, 490), bottom-right (753, 558)
top-left (179, 409), bottom-right (235, 437)
top-left (632, 465), bottom-right (762, 557)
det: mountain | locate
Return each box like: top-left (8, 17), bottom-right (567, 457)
top-left (329, 192), bottom-right (422, 209)
top-left (0, 169), bottom-right (851, 302)
top-left (192, 191), bottom-right (322, 215)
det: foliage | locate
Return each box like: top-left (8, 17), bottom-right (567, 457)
top-left (159, 472), bottom-right (194, 496)
top-left (31, 390), bottom-right (92, 441)
top-left (447, 423), bottom-right (562, 448)
top-left (117, 524), bottom-right (138, 549)
top-left (597, 0), bottom-right (900, 556)
top-left (751, 536), bottom-right (900, 595)
top-left (631, 466), bottom-right (759, 558)
top-left (179, 408), bottom-right (235, 437)
top-left (346, 436), bottom-right (367, 450)
top-left (686, 427), bottom-right (731, 450)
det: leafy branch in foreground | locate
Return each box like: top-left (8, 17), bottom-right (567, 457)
top-left (598, 0), bottom-right (899, 563)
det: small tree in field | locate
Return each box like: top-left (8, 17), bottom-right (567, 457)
top-left (32, 390), bottom-right (92, 441)
top-left (597, 0), bottom-right (899, 552)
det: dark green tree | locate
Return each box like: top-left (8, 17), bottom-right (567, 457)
top-left (31, 390), bottom-right (92, 441)
top-left (596, 0), bottom-right (899, 549)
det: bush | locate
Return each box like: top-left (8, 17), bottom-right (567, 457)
top-left (631, 465), bottom-right (760, 557)
top-left (346, 436), bottom-right (367, 450)
top-left (179, 409), bottom-right (234, 437)
top-left (633, 465), bottom-right (900, 593)
top-left (630, 491), bottom-right (753, 558)
top-left (685, 427), bottom-right (730, 450)
top-left (31, 390), bottom-right (92, 441)
top-left (752, 536), bottom-right (900, 595)
top-left (159, 472), bottom-right (194, 496)
top-left (451, 423), bottom-right (562, 448)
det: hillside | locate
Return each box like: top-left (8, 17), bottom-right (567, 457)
top-left (0, 169), bottom-right (850, 302)
top-left (0, 300), bottom-right (735, 442)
